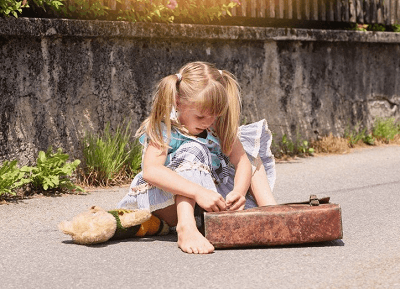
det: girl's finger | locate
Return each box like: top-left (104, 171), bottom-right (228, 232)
top-left (216, 197), bottom-right (226, 211)
top-left (211, 205), bottom-right (219, 212)
top-left (230, 202), bottom-right (240, 211)
top-left (230, 199), bottom-right (245, 211)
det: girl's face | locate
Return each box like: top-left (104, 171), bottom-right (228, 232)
top-left (177, 102), bottom-right (216, 136)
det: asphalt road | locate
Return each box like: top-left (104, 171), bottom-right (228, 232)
top-left (1, 145), bottom-right (399, 289)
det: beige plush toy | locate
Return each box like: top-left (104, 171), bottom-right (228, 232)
top-left (59, 206), bottom-right (169, 245)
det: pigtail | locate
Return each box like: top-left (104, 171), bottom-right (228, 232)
top-left (135, 74), bottom-right (179, 150)
top-left (215, 70), bottom-right (241, 155)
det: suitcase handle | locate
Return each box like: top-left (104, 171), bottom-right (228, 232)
top-left (282, 195), bottom-right (331, 206)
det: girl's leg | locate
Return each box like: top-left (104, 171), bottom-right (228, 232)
top-left (147, 140), bottom-right (216, 253)
top-left (175, 195), bottom-right (214, 254)
top-left (152, 203), bottom-right (178, 227)
top-left (250, 162), bottom-right (277, 206)
top-left (153, 196), bottom-right (214, 254)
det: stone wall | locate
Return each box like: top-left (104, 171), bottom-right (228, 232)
top-left (1, 17), bottom-right (399, 164)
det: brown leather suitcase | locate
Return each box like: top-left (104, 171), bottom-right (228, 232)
top-left (204, 195), bottom-right (343, 248)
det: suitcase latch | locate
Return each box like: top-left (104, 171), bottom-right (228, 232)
top-left (309, 195), bottom-right (320, 206)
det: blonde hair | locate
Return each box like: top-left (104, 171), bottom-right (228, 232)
top-left (136, 61), bottom-right (241, 155)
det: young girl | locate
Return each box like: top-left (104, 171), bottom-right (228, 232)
top-left (117, 61), bottom-right (277, 254)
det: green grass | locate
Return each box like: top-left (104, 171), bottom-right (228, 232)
top-left (344, 122), bottom-right (375, 147)
top-left (80, 121), bottom-right (142, 186)
top-left (275, 117), bottom-right (400, 159)
top-left (372, 117), bottom-right (400, 143)
top-left (273, 133), bottom-right (314, 158)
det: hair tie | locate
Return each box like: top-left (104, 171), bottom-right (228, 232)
top-left (218, 70), bottom-right (223, 75)
top-left (175, 73), bottom-right (182, 82)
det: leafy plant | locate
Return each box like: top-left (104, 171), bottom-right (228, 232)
top-left (0, 0), bottom-right (25, 17)
top-left (372, 117), bottom-right (399, 143)
top-left (116, 0), bottom-right (239, 24)
top-left (368, 24), bottom-right (386, 31)
top-left (2, 0), bottom-right (239, 23)
top-left (59, 0), bottom-right (109, 19)
top-left (81, 121), bottom-right (141, 186)
top-left (22, 147), bottom-right (82, 192)
top-left (392, 24), bottom-right (400, 32)
top-left (344, 122), bottom-right (375, 147)
top-left (273, 133), bottom-right (314, 158)
top-left (279, 134), bottom-right (295, 155)
top-left (298, 140), bottom-right (315, 155)
top-left (0, 0), bottom-right (63, 17)
top-left (363, 133), bottom-right (375, 145)
top-left (0, 160), bottom-right (30, 197)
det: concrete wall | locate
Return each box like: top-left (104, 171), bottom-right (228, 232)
top-left (1, 17), bottom-right (399, 164)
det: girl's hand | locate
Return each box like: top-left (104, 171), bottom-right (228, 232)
top-left (194, 189), bottom-right (226, 212)
top-left (225, 190), bottom-right (246, 211)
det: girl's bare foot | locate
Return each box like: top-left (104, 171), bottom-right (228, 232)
top-left (176, 223), bottom-right (214, 254)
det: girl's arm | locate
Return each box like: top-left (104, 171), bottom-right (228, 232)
top-left (228, 137), bottom-right (277, 207)
top-left (142, 142), bottom-right (226, 212)
top-left (225, 137), bottom-right (252, 210)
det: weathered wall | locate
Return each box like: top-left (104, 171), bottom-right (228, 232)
top-left (1, 18), bottom-right (399, 164)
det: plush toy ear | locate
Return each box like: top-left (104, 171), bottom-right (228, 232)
top-left (58, 220), bottom-right (75, 236)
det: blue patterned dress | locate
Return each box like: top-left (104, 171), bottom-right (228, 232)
top-left (117, 119), bottom-right (276, 211)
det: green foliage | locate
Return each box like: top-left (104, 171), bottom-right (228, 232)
top-left (22, 147), bottom-right (83, 192)
top-left (125, 139), bottom-right (142, 179)
top-left (273, 133), bottom-right (314, 158)
top-left (363, 133), bottom-right (376, 145)
top-left (368, 24), bottom-right (386, 31)
top-left (0, 160), bottom-right (30, 196)
top-left (392, 24), bottom-right (400, 32)
top-left (60, 0), bottom-right (108, 19)
top-left (81, 121), bottom-right (141, 186)
top-left (0, 148), bottom-right (82, 199)
top-left (350, 23), bottom-right (400, 33)
top-left (116, 0), bottom-right (239, 24)
top-left (298, 140), bottom-right (315, 155)
top-left (0, 0), bottom-right (24, 17)
top-left (0, 0), bottom-right (63, 17)
top-left (1, 0), bottom-right (239, 23)
top-left (372, 117), bottom-right (399, 142)
top-left (344, 122), bottom-right (375, 147)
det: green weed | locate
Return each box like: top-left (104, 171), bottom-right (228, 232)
top-left (344, 122), bottom-right (375, 147)
top-left (2, 0), bottom-right (239, 24)
top-left (392, 24), bottom-right (400, 32)
top-left (274, 133), bottom-right (314, 158)
top-left (0, 160), bottom-right (30, 197)
top-left (1, 148), bottom-right (82, 199)
top-left (22, 147), bottom-right (83, 192)
top-left (372, 117), bottom-right (399, 143)
top-left (125, 138), bottom-right (143, 179)
top-left (81, 121), bottom-right (141, 186)
top-left (368, 24), bottom-right (386, 31)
